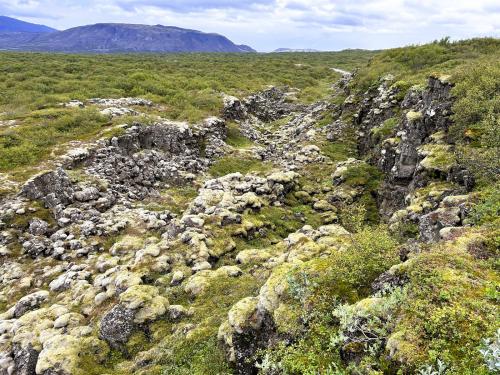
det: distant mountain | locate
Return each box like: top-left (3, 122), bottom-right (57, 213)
top-left (274, 48), bottom-right (321, 53)
top-left (0, 21), bottom-right (256, 53)
top-left (236, 44), bottom-right (256, 53)
top-left (0, 16), bottom-right (56, 33)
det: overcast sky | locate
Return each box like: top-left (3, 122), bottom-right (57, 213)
top-left (1, 0), bottom-right (499, 51)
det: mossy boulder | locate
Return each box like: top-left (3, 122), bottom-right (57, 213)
top-left (406, 110), bottom-right (423, 122)
top-left (418, 144), bottom-right (456, 173)
top-left (236, 248), bottom-right (273, 265)
top-left (119, 285), bottom-right (169, 324)
top-left (227, 297), bottom-right (261, 334)
top-left (184, 266), bottom-right (243, 297)
top-left (109, 235), bottom-right (144, 256)
top-left (36, 334), bottom-right (108, 375)
top-left (257, 264), bottom-right (295, 315)
top-left (383, 240), bottom-right (498, 373)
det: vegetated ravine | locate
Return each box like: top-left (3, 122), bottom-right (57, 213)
top-left (0, 38), bottom-right (498, 375)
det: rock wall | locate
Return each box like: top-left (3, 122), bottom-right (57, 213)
top-left (348, 75), bottom-right (476, 243)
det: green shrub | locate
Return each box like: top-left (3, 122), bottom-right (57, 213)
top-left (469, 185), bottom-right (500, 226)
top-left (0, 50), bottom-right (373, 174)
top-left (0, 108), bottom-right (108, 171)
top-left (388, 246), bottom-right (498, 374)
top-left (258, 226), bottom-right (400, 374)
top-left (451, 59), bottom-right (499, 184)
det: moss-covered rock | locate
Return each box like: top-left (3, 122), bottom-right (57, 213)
top-left (383, 239), bottom-right (498, 374)
top-left (109, 235), bottom-right (144, 256)
top-left (36, 334), bottom-right (109, 375)
top-left (406, 110), bottom-right (423, 122)
top-left (184, 266), bottom-right (243, 297)
top-left (119, 285), bottom-right (169, 324)
top-left (418, 144), bottom-right (456, 172)
top-left (236, 248), bottom-right (273, 264)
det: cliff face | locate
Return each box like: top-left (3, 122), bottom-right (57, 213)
top-left (355, 75), bottom-right (478, 246)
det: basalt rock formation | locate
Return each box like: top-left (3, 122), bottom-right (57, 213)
top-left (0, 71), bottom-right (495, 375)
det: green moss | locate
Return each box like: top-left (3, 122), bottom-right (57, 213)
top-left (267, 115), bottom-right (293, 132)
top-left (389, 244), bottom-right (499, 374)
top-left (371, 117), bottom-right (399, 143)
top-left (341, 162), bottom-right (381, 189)
top-left (469, 185), bottom-right (500, 226)
top-left (209, 155), bottom-right (273, 178)
top-left (154, 186), bottom-right (199, 215)
top-left (110, 235), bottom-right (145, 254)
top-left (0, 108), bottom-right (109, 172)
top-left (406, 181), bottom-right (455, 214)
top-left (0, 300), bottom-right (7, 314)
top-left (299, 163), bottom-right (337, 193)
top-left (158, 336), bottom-right (232, 375)
top-left (260, 227), bottom-right (500, 374)
top-left (391, 80), bottom-right (414, 100)
top-left (419, 144), bottom-right (456, 172)
top-left (253, 206), bottom-right (309, 239)
top-left (125, 331), bottom-right (150, 357)
top-left (406, 110), bottom-right (423, 122)
top-left (315, 112), bottom-right (335, 128)
top-left (319, 141), bottom-right (356, 162)
top-left (225, 122), bottom-right (253, 148)
top-left (160, 274), bottom-right (261, 374)
top-left (3, 200), bottom-right (56, 229)
top-left (259, 226), bottom-right (400, 373)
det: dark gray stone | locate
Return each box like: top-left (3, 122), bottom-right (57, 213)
top-left (99, 304), bottom-right (136, 349)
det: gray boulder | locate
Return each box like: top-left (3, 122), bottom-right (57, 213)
top-left (28, 218), bottom-right (49, 236)
top-left (99, 304), bottom-right (136, 349)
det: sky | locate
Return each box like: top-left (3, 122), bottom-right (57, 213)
top-left (1, 0), bottom-right (499, 51)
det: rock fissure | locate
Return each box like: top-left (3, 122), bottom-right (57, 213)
top-left (0, 68), bottom-right (494, 375)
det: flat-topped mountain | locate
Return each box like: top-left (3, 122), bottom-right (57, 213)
top-left (274, 48), bottom-right (321, 52)
top-left (0, 20), bottom-right (255, 53)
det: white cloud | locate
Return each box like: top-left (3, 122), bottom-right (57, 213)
top-left (0, 0), bottom-right (498, 51)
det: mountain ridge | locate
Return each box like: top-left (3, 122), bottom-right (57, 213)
top-left (0, 18), bottom-right (256, 53)
top-left (0, 15), bottom-right (57, 33)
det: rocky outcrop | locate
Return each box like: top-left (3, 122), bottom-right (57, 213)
top-left (0, 84), bottom-right (329, 374)
top-left (244, 87), bottom-right (302, 122)
top-left (223, 87), bottom-right (301, 123)
top-left (21, 169), bottom-right (74, 208)
top-left (99, 285), bottom-right (168, 350)
top-left (376, 77), bottom-right (461, 215)
top-left (99, 305), bottom-right (136, 349)
top-left (349, 75), bottom-right (475, 244)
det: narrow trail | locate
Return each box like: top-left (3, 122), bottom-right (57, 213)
top-left (330, 67), bottom-right (352, 76)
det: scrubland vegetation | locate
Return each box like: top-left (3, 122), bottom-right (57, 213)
top-left (0, 50), bottom-right (373, 177)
